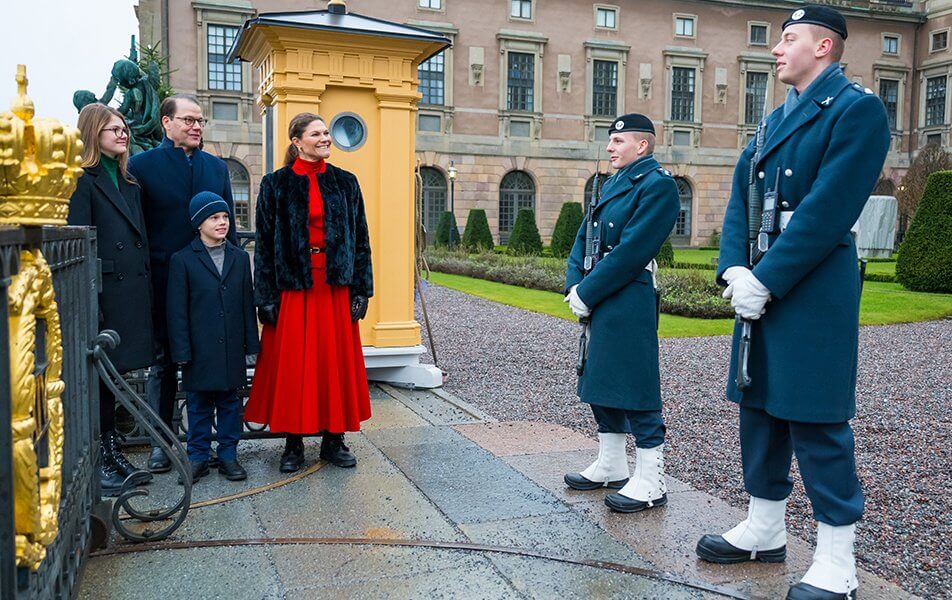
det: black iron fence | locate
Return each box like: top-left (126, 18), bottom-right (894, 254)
top-left (0, 226), bottom-right (100, 600)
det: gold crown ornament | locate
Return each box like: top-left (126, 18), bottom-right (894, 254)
top-left (0, 65), bottom-right (84, 225)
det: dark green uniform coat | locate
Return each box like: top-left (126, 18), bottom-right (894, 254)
top-left (717, 67), bottom-right (890, 423)
top-left (566, 155), bottom-right (680, 410)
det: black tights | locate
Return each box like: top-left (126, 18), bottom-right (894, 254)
top-left (99, 378), bottom-right (115, 435)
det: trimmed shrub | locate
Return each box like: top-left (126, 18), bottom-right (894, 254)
top-left (434, 211), bottom-right (460, 248)
top-left (656, 238), bottom-right (675, 268)
top-left (550, 202), bottom-right (583, 259)
top-left (462, 209), bottom-right (495, 252)
top-left (896, 170), bottom-right (952, 292)
top-left (708, 229), bottom-right (721, 247)
top-left (507, 209), bottom-right (543, 256)
top-left (657, 270), bottom-right (734, 319)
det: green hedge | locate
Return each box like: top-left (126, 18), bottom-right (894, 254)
top-left (657, 238), bottom-right (675, 268)
top-left (896, 170), bottom-right (952, 292)
top-left (462, 209), bottom-right (494, 252)
top-left (550, 202), bottom-right (583, 259)
top-left (434, 211), bottom-right (460, 248)
top-left (507, 209), bottom-right (543, 256)
top-left (657, 270), bottom-right (734, 319)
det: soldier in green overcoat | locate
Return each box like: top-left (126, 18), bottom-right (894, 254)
top-left (562, 114), bottom-right (680, 514)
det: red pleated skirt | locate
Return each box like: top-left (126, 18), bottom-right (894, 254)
top-left (244, 266), bottom-right (371, 434)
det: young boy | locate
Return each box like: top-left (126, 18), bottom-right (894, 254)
top-left (167, 191), bottom-right (259, 482)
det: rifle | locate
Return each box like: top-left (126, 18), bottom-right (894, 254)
top-left (736, 93), bottom-right (771, 391)
top-left (576, 160), bottom-right (604, 376)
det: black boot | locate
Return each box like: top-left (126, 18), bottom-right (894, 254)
top-left (279, 434), bottom-right (304, 473)
top-left (178, 460), bottom-right (210, 485)
top-left (103, 431), bottom-right (152, 485)
top-left (320, 433), bottom-right (357, 468)
top-left (99, 445), bottom-right (127, 497)
top-left (148, 446), bottom-right (172, 473)
top-left (217, 459), bottom-right (247, 481)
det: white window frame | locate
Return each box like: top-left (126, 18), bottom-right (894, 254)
top-left (594, 5), bottom-right (619, 31)
top-left (510, 0), bottom-right (533, 22)
top-left (930, 28), bottom-right (949, 53)
top-left (674, 14), bottom-right (697, 40)
top-left (193, 3), bottom-right (255, 127)
top-left (882, 33), bottom-right (901, 57)
top-left (418, 0), bottom-right (442, 10)
top-left (748, 21), bottom-right (770, 47)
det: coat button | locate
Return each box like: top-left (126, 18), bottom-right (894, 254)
top-left (758, 171), bottom-right (765, 179)
top-left (117, 273), bottom-right (124, 281)
top-left (785, 169), bottom-right (793, 177)
top-left (135, 240), bottom-right (143, 248)
top-left (593, 222), bottom-right (599, 228)
top-left (608, 222), bottom-right (614, 228)
top-left (782, 201), bottom-right (790, 208)
top-left (218, 337), bottom-right (224, 344)
top-left (219, 311), bottom-right (225, 317)
top-left (220, 285), bottom-right (227, 291)
top-left (115, 242), bottom-right (124, 250)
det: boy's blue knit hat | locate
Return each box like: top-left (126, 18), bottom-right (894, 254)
top-left (189, 191), bottom-right (230, 228)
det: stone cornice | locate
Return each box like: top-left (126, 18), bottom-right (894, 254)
top-left (675, 0), bottom-right (925, 23)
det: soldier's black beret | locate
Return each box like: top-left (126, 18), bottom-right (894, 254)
top-left (610, 113), bottom-right (655, 136)
top-left (782, 5), bottom-right (848, 40)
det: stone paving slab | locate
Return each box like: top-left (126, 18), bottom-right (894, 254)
top-left (454, 420), bottom-right (597, 456)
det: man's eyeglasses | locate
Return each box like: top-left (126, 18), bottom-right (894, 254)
top-left (174, 116), bottom-right (207, 128)
top-left (102, 126), bottom-right (130, 139)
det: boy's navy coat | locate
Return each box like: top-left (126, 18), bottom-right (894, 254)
top-left (253, 163), bottom-right (373, 307)
top-left (565, 155), bottom-right (680, 410)
top-left (717, 69), bottom-right (891, 423)
top-left (68, 164), bottom-right (155, 372)
top-left (129, 138), bottom-right (237, 344)
top-left (166, 237), bottom-right (260, 391)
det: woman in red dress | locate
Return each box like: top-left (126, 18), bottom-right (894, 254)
top-left (245, 112), bottom-right (373, 471)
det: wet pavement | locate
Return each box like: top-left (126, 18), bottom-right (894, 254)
top-left (80, 384), bottom-right (917, 600)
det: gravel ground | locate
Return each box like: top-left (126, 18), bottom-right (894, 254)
top-left (416, 283), bottom-right (951, 598)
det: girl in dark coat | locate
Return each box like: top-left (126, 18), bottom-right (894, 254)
top-left (68, 103), bottom-right (153, 495)
top-left (245, 112), bottom-right (373, 472)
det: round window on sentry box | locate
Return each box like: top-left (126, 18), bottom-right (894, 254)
top-left (329, 113), bottom-right (367, 152)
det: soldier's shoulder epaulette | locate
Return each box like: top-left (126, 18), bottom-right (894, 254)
top-left (657, 167), bottom-right (673, 178)
top-left (850, 82), bottom-right (875, 95)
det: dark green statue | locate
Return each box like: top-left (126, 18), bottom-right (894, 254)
top-left (74, 36), bottom-right (165, 154)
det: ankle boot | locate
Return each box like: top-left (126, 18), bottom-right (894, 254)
top-left (103, 431), bottom-right (152, 485)
top-left (696, 496), bottom-right (788, 564)
top-left (99, 445), bottom-right (127, 497)
top-left (787, 523), bottom-right (858, 599)
top-left (565, 432), bottom-right (630, 490)
top-left (605, 444), bottom-right (667, 513)
top-left (279, 434), bottom-right (304, 473)
top-left (320, 433), bottom-right (356, 468)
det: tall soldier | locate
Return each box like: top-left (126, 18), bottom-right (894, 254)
top-left (695, 7), bottom-right (890, 600)
top-left (563, 114), bottom-right (680, 514)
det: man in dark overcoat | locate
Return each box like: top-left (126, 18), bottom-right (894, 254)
top-left (694, 7), bottom-right (890, 600)
top-left (128, 94), bottom-right (237, 472)
top-left (562, 114), bottom-right (680, 514)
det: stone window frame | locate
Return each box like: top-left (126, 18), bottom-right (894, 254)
top-left (930, 28), bottom-right (949, 54)
top-left (418, 166), bottom-right (448, 243)
top-left (748, 21), bottom-right (770, 48)
top-left (583, 39), bottom-right (630, 141)
top-left (881, 32), bottom-right (901, 58)
top-left (225, 158), bottom-right (252, 230)
top-left (737, 52), bottom-right (776, 148)
top-left (663, 47), bottom-right (707, 148)
top-left (498, 170), bottom-right (537, 244)
top-left (918, 60), bottom-right (952, 146)
top-left (509, 0), bottom-right (534, 23)
top-left (410, 21), bottom-right (458, 135)
top-left (874, 60), bottom-right (909, 150)
top-left (673, 13), bottom-right (697, 40)
top-left (417, 0), bottom-right (444, 13)
top-left (594, 4), bottom-right (619, 32)
top-left (671, 176), bottom-right (694, 244)
top-left (193, 1), bottom-right (255, 125)
top-left (497, 30), bottom-right (548, 139)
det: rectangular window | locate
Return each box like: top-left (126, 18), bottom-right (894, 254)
top-left (671, 67), bottom-right (695, 122)
top-left (926, 76), bottom-right (946, 127)
top-left (418, 114), bottom-right (442, 132)
top-left (745, 72), bottom-right (769, 125)
top-left (931, 30), bottom-right (948, 52)
top-left (510, 120), bottom-right (531, 137)
top-left (595, 7), bottom-right (617, 29)
top-left (749, 24), bottom-right (768, 46)
top-left (511, 0), bottom-right (531, 19)
top-left (879, 79), bottom-right (899, 130)
top-left (883, 35), bottom-right (899, 56)
top-left (207, 25), bottom-right (241, 91)
top-left (419, 0), bottom-right (441, 8)
top-left (592, 60), bottom-right (618, 117)
top-left (418, 51), bottom-right (445, 105)
top-left (672, 130), bottom-right (692, 147)
top-left (212, 101), bottom-right (238, 121)
top-left (675, 16), bottom-right (695, 38)
top-left (507, 52), bottom-right (534, 111)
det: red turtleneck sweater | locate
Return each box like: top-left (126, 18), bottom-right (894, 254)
top-left (292, 156), bottom-right (328, 267)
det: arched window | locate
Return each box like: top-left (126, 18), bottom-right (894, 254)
top-left (419, 167), bottom-right (447, 243)
top-left (672, 177), bottom-right (693, 244)
top-left (583, 173), bottom-right (608, 210)
top-left (873, 178), bottom-right (896, 196)
top-left (499, 170), bottom-right (535, 243)
top-left (226, 159), bottom-right (251, 230)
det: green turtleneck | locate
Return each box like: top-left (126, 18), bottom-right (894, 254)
top-left (100, 154), bottom-right (119, 189)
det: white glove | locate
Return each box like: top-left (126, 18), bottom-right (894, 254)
top-left (564, 285), bottom-right (591, 319)
top-left (729, 272), bottom-right (771, 320)
top-left (721, 266), bottom-right (752, 300)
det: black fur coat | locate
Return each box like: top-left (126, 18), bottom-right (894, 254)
top-left (254, 163), bottom-right (373, 307)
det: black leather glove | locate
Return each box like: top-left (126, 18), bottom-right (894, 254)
top-left (257, 303), bottom-right (280, 326)
top-left (350, 294), bottom-right (368, 322)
